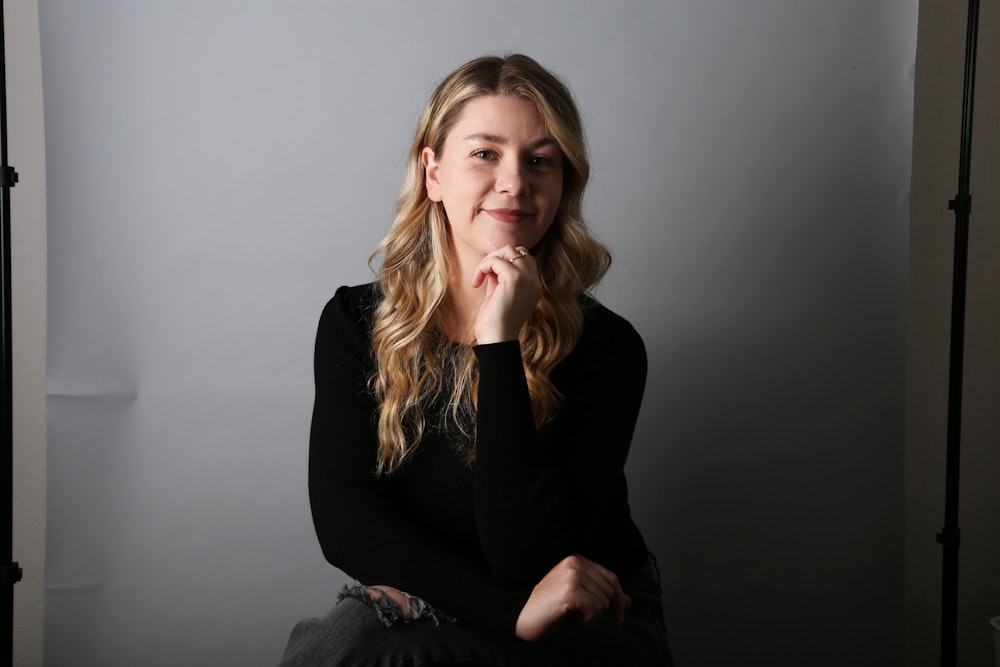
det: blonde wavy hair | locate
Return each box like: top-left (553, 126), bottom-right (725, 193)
top-left (370, 53), bottom-right (611, 475)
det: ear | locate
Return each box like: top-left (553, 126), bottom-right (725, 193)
top-left (422, 147), bottom-right (442, 203)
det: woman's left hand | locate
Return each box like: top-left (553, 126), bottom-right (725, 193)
top-left (472, 245), bottom-right (542, 344)
top-left (515, 554), bottom-right (631, 642)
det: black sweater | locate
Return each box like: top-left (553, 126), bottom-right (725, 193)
top-left (308, 283), bottom-right (650, 635)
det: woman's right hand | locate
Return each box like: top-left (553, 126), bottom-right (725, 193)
top-left (514, 554), bottom-right (630, 642)
top-left (471, 245), bottom-right (542, 345)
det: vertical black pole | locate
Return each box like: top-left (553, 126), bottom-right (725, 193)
top-left (936, 0), bottom-right (980, 666)
top-left (0, 2), bottom-right (21, 666)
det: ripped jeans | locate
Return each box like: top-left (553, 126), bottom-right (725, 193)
top-left (337, 583), bottom-right (457, 628)
top-left (277, 554), bottom-right (672, 667)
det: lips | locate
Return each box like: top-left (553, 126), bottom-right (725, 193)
top-left (485, 208), bottom-right (532, 223)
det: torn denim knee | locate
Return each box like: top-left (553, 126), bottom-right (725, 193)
top-left (337, 584), bottom-right (457, 628)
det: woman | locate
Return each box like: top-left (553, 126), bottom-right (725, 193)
top-left (280, 53), bottom-right (672, 666)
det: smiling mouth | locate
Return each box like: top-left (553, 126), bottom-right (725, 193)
top-left (485, 208), bottom-right (532, 223)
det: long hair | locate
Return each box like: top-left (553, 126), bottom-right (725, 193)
top-left (370, 53), bottom-right (611, 475)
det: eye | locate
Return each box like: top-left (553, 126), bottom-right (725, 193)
top-left (527, 155), bottom-right (556, 168)
top-left (472, 149), bottom-right (497, 160)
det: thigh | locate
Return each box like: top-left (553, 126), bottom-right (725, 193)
top-left (278, 598), bottom-right (530, 667)
top-left (279, 596), bottom-right (670, 667)
top-left (539, 615), bottom-right (670, 667)
top-left (278, 597), bottom-right (388, 667)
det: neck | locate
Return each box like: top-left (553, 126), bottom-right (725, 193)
top-left (443, 247), bottom-right (486, 345)
top-left (442, 282), bottom-right (481, 345)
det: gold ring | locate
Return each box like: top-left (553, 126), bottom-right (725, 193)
top-left (509, 249), bottom-right (529, 263)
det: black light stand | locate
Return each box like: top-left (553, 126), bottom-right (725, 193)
top-left (936, 0), bottom-right (981, 666)
top-left (0, 2), bottom-right (22, 667)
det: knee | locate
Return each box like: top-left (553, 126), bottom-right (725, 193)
top-left (277, 598), bottom-right (384, 667)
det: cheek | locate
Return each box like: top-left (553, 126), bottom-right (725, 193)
top-left (545, 177), bottom-right (565, 209)
top-left (546, 169), bottom-right (565, 196)
top-left (445, 169), bottom-right (486, 198)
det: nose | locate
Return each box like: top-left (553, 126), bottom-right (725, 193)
top-left (495, 160), bottom-right (529, 196)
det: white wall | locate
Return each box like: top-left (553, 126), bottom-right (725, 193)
top-left (35, 2), bottom-right (917, 665)
top-left (907, 1), bottom-right (1000, 665)
top-left (6, 0), bottom-right (48, 664)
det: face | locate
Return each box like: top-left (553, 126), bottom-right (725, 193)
top-left (423, 95), bottom-right (564, 268)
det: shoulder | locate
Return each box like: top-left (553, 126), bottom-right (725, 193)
top-left (315, 283), bottom-right (382, 359)
top-left (321, 283), bottom-right (381, 326)
top-left (549, 295), bottom-right (648, 405)
top-left (552, 294), bottom-right (647, 380)
top-left (577, 294), bottom-right (646, 357)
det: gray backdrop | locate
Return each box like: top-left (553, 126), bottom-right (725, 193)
top-left (40, 2), bottom-right (917, 665)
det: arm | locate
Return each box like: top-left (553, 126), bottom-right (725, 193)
top-left (308, 286), bottom-right (530, 634)
top-left (473, 304), bottom-right (649, 588)
top-left (468, 246), bottom-right (648, 588)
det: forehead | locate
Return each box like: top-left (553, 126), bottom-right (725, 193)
top-left (447, 95), bottom-right (550, 142)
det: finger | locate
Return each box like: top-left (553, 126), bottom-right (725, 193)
top-left (490, 246), bottom-right (532, 268)
top-left (472, 250), bottom-right (533, 288)
top-left (591, 564), bottom-right (629, 624)
top-left (471, 250), bottom-right (511, 287)
top-left (507, 246), bottom-right (530, 265)
top-left (572, 565), bottom-right (613, 605)
top-left (571, 555), bottom-right (616, 599)
top-left (472, 253), bottom-right (509, 286)
top-left (571, 557), bottom-right (629, 624)
top-left (550, 556), bottom-right (611, 622)
top-left (598, 573), bottom-right (629, 624)
top-left (471, 265), bottom-right (492, 288)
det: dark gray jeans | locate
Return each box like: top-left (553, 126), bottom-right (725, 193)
top-left (277, 555), bottom-right (672, 666)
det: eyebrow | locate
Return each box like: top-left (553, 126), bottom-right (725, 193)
top-left (461, 133), bottom-right (558, 150)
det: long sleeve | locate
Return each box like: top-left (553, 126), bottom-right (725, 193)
top-left (472, 303), bottom-right (649, 588)
top-left (308, 285), bottom-right (530, 634)
top-left (308, 285), bottom-right (650, 635)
